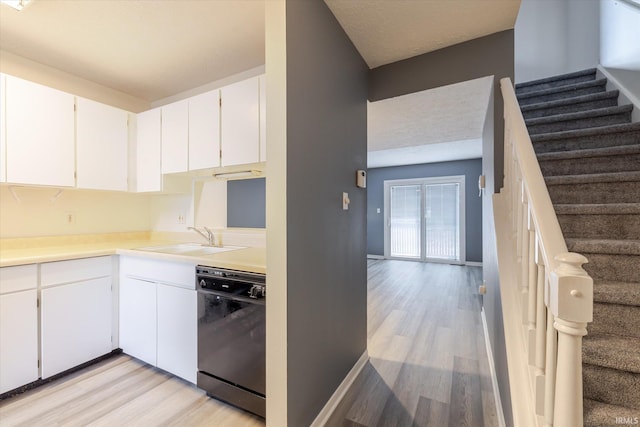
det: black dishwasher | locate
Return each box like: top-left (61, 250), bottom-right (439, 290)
top-left (196, 266), bottom-right (266, 418)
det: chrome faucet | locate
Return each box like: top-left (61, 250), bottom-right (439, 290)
top-left (188, 226), bottom-right (217, 246)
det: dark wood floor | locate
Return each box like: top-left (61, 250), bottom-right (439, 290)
top-left (326, 260), bottom-right (498, 427)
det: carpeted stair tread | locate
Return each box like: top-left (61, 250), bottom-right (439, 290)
top-left (538, 144), bottom-right (640, 176)
top-left (537, 143), bottom-right (640, 161)
top-left (545, 170), bottom-right (640, 185)
top-left (591, 303), bottom-right (640, 339)
top-left (584, 398), bottom-right (640, 426)
top-left (526, 104), bottom-right (633, 127)
top-left (593, 280), bottom-right (640, 306)
top-left (518, 68), bottom-right (640, 423)
top-left (554, 203), bottom-right (640, 215)
top-left (566, 238), bottom-right (640, 255)
top-left (556, 205), bottom-right (640, 240)
top-left (515, 68), bottom-right (597, 94)
top-left (517, 78), bottom-right (607, 105)
top-left (583, 364), bottom-right (640, 409)
top-left (530, 120), bottom-right (640, 143)
top-left (525, 104), bottom-right (633, 135)
top-left (584, 334), bottom-right (640, 374)
top-left (521, 90), bottom-right (619, 119)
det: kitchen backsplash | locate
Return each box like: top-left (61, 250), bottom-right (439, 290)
top-left (0, 186), bottom-right (150, 238)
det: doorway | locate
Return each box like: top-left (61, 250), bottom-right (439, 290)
top-left (383, 175), bottom-right (465, 263)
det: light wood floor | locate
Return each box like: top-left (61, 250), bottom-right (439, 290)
top-left (0, 260), bottom-right (497, 427)
top-left (0, 355), bottom-right (264, 427)
top-left (326, 260), bottom-right (498, 427)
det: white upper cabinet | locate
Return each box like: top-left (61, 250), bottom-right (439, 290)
top-left (189, 89), bottom-right (221, 171)
top-left (161, 99), bottom-right (189, 174)
top-left (259, 75), bottom-right (266, 162)
top-left (220, 77), bottom-right (260, 167)
top-left (76, 97), bottom-right (129, 191)
top-left (1, 74), bottom-right (6, 183)
top-left (5, 75), bottom-right (75, 187)
top-left (136, 107), bottom-right (162, 192)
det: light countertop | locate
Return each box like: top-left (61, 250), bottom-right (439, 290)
top-left (0, 233), bottom-right (265, 274)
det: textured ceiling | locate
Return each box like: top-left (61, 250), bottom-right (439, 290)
top-left (1, 0), bottom-right (516, 166)
top-left (0, 0), bottom-right (265, 102)
top-left (367, 76), bottom-right (493, 167)
top-left (325, 0), bottom-right (521, 68)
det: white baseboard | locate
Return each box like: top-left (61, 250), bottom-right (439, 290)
top-left (466, 261), bottom-right (483, 267)
top-left (310, 350), bottom-right (369, 427)
top-left (367, 254), bottom-right (385, 260)
top-left (482, 307), bottom-right (507, 427)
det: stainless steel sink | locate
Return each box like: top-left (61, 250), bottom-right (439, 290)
top-left (135, 243), bottom-right (245, 256)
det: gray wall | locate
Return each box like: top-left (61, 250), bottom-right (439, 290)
top-left (481, 88), bottom-right (513, 426)
top-left (285, 1), bottom-right (368, 425)
top-left (367, 159), bottom-right (483, 263)
top-left (227, 178), bottom-right (266, 228)
top-left (369, 30), bottom-right (513, 193)
top-left (368, 31), bottom-right (515, 425)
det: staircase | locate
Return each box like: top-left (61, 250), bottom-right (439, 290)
top-left (516, 68), bottom-right (640, 426)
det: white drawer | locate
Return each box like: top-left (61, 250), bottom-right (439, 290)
top-left (0, 264), bottom-right (37, 294)
top-left (41, 256), bottom-right (112, 288)
top-left (120, 256), bottom-right (195, 289)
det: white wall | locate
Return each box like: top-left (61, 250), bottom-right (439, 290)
top-left (194, 180), bottom-right (227, 228)
top-left (0, 187), bottom-right (150, 238)
top-left (601, 0), bottom-right (640, 71)
top-left (148, 193), bottom-right (193, 232)
top-left (515, 0), bottom-right (600, 83)
top-left (148, 180), bottom-right (229, 233)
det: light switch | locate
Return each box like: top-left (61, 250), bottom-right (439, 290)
top-left (342, 192), bottom-right (350, 210)
top-left (376, 208), bottom-right (381, 214)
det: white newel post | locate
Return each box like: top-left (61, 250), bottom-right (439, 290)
top-left (549, 253), bottom-right (593, 427)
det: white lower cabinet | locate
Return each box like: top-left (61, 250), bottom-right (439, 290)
top-left (157, 283), bottom-right (197, 384)
top-left (0, 264), bottom-right (38, 394)
top-left (119, 257), bottom-right (196, 384)
top-left (41, 277), bottom-right (112, 378)
top-left (40, 257), bottom-right (113, 379)
top-left (119, 277), bottom-right (157, 366)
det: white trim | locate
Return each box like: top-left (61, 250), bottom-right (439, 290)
top-left (482, 307), bottom-right (507, 427)
top-left (367, 254), bottom-right (385, 260)
top-left (383, 175), bottom-right (466, 263)
top-left (466, 261), bottom-right (483, 267)
top-left (310, 350), bottom-right (369, 427)
top-left (597, 65), bottom-right (640, 122)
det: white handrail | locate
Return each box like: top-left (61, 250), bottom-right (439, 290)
top-left (498, 77), bottom-right (593, 427)
top-left (502, 81), bottom-right (568, 272)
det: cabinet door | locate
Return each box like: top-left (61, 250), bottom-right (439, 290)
top-left (189, 90), bottom-right (220, 171)
top-left (5, 76), bottom-right (75, 187)
top-left (136, 108), bottom-right (162, 192)
top-left (259, 75), bottom-right (266, 162)
top-left (221, 77), bottom-right (260, 167)
top-left (119, 277), bottom-right (157, 365)
top-left (41, 277), bottom-right (112, 378)
top-left (76, 97), bottom-right (129, 191)
top-left (0, 290), bottom-right (38, 394)
top-left (0, 74), bottom-right (6, 183)
top-left (161, 99), bottom-right (189, 174)
top-left (157, 284), bottom-right (197, 384)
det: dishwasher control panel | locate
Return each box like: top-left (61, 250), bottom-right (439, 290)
top-left (196, 266), bottom-right (265, 299)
